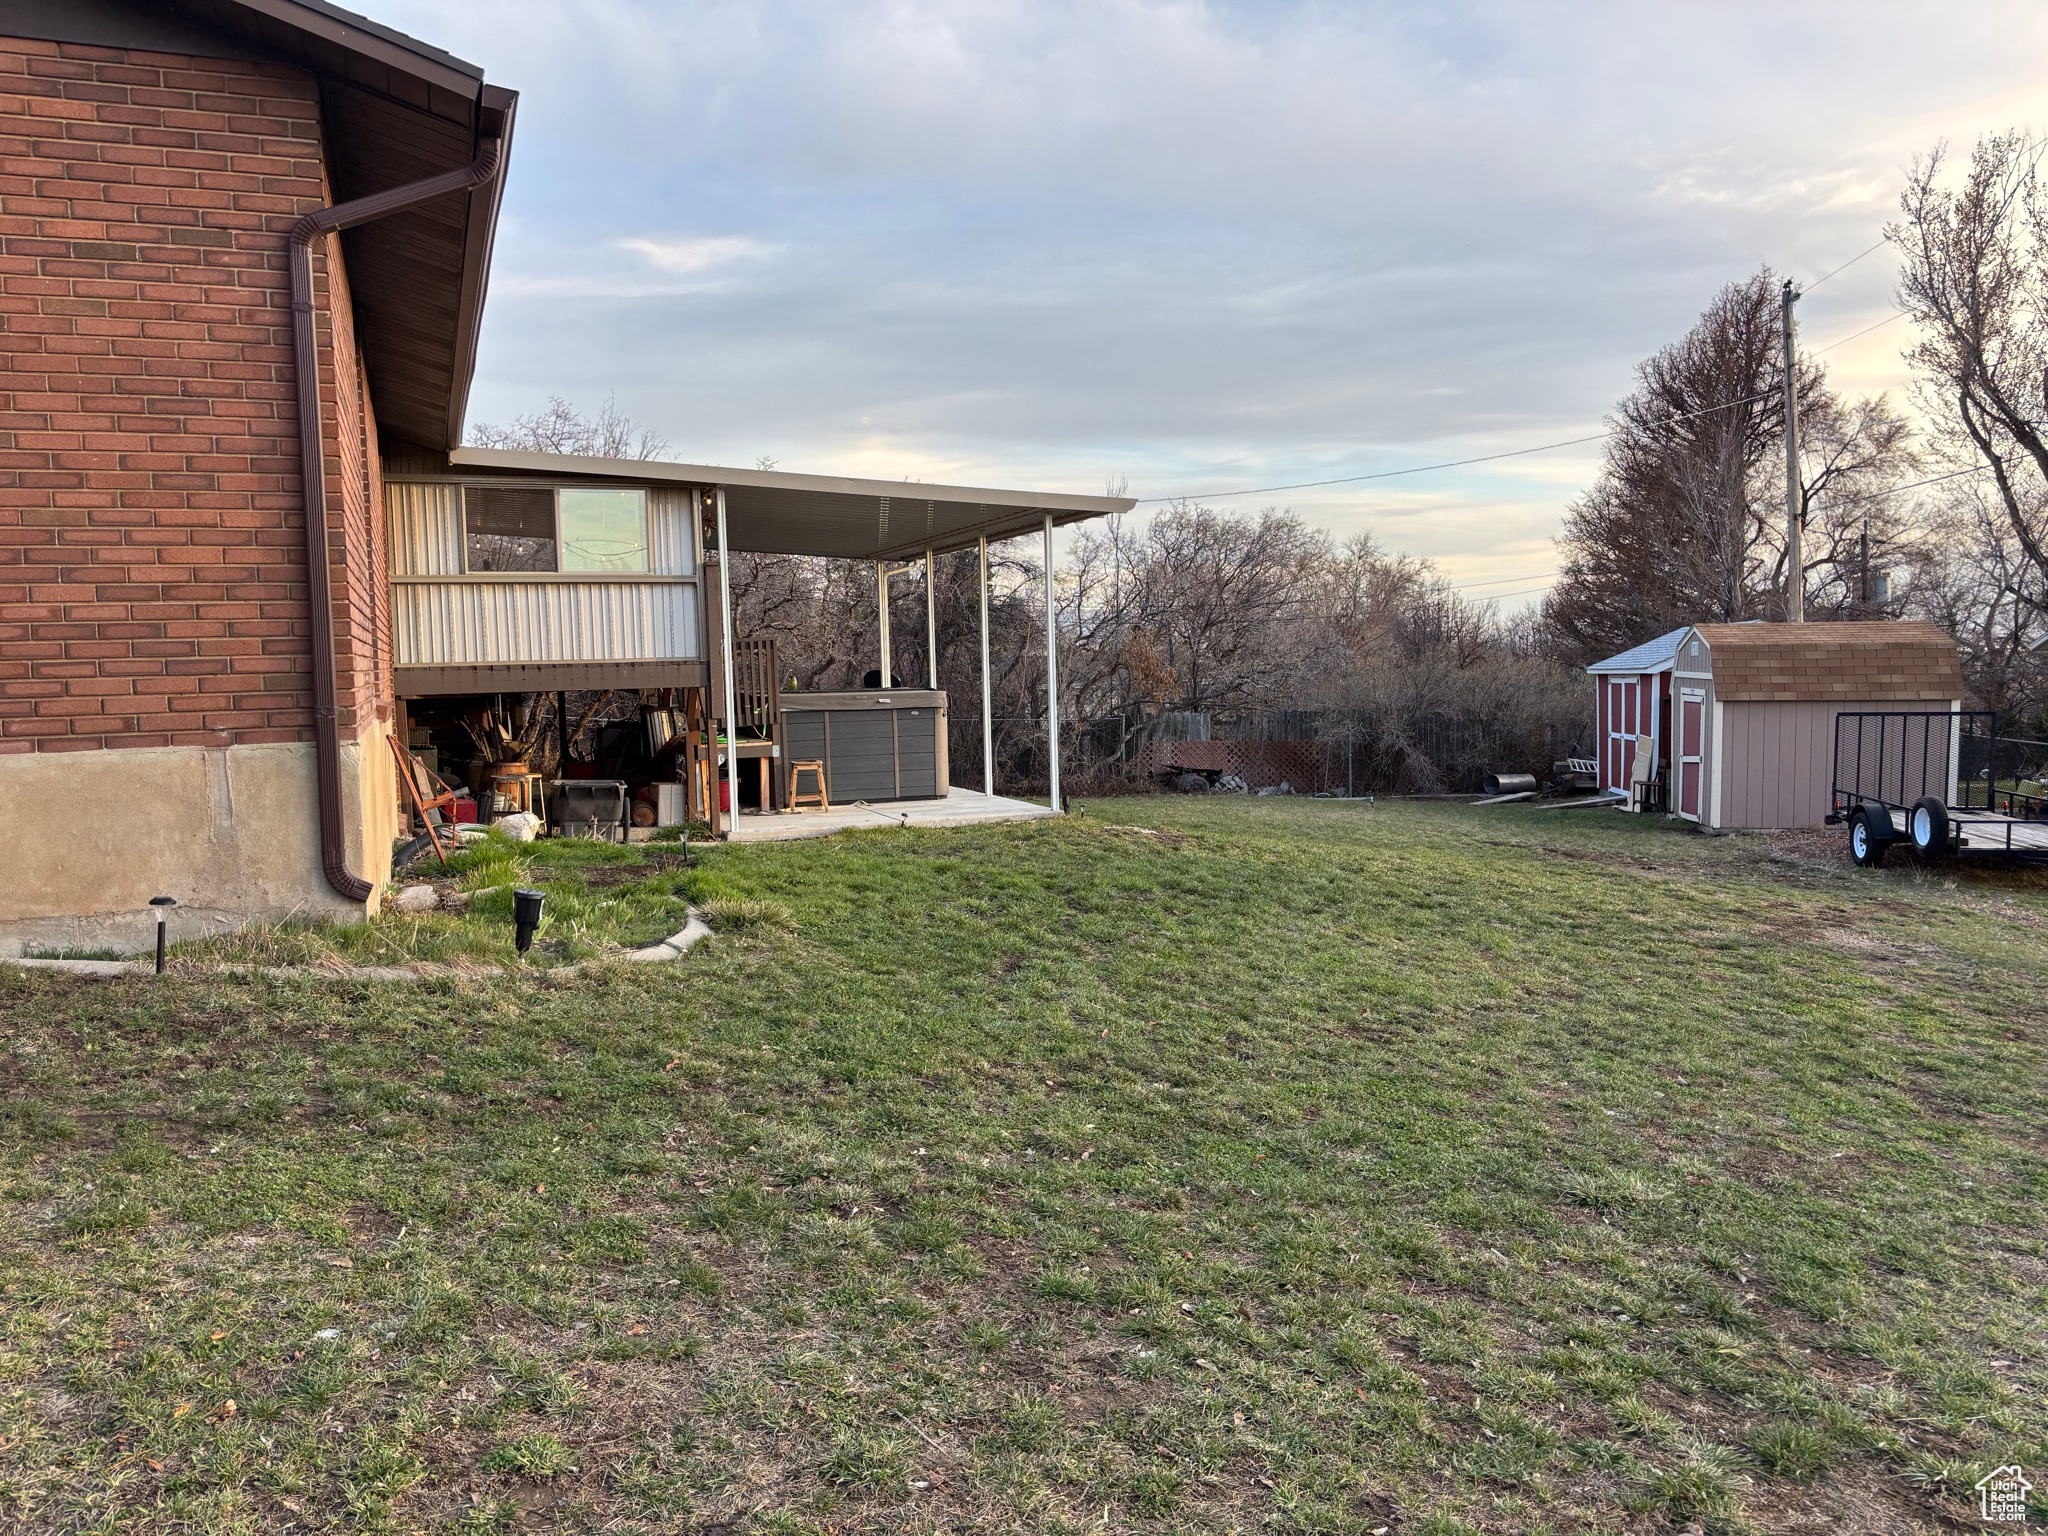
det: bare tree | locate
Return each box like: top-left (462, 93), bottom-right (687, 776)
top-left (1892, 131), bottom-right (2048, 593)
top-left (1544, 270), bottom-right (1914, 662)
top-left (468, 393), bottom-right (671, 460)
top-left (1903, 479), bottom-right (2048, 719)
top-left (1065, 504), bottom-right (1329, 714)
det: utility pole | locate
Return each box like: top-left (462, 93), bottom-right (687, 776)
top-left (1781, 279), bottom-right (1804, 622)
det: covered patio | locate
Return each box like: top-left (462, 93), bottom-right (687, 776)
top-left (444, 447), bottom-right (1135, 837)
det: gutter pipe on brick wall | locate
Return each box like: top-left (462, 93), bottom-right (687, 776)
top-left (289, 137), bottom-right (503, 902)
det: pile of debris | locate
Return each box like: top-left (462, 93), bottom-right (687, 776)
top-left (1167, 772), bottom-right (1296, 796)
top-left (389, 883), bottom-right (472, 915)
top-left (1473, 758), bottom-right (1627, 811)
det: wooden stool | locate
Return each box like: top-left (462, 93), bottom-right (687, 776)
top-left (789, 760), bottom-right (829, 811)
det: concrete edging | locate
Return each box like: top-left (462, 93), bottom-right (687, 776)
top-left (0, 909), bottom-right (712, 982)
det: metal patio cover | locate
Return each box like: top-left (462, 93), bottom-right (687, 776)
top-left (447, 448), bottom-right (1136, 561)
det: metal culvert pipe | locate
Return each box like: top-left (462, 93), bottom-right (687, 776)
top-left (1485, 772), bottom-right (1539, 796)
top-left (289, 137), bottom-right (503, 902)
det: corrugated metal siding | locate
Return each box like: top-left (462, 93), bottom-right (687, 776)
top-left (388, 481), bottom-right (461, 576)
top-left (386, 480), bottom-right (703, 668)
top-left (393, 582), bottom-right (702, 667)
top-left (649, 488), bottom-right (697, 576)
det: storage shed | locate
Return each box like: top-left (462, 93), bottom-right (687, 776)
top-left (1667, 622), bottom-right (1966, 831)
top-left (1586, 626), bottom-right (1690, 809)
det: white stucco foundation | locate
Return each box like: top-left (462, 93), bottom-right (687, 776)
top-left (0, 726), bottom-right (396, 956)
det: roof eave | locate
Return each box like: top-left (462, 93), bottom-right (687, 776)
top-left (442, 85), bottom-right (518, 449)
top-left (1586, 658), bottom-right (1676, 676)
top-left (442, 446), bottom-right (1138, 560)
top-left (446, 446), bottom-right (1137, 515)
top-left (219, 0), bottom-right (485, 96)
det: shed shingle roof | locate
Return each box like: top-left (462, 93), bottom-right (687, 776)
top-left (1688, 621), bottom-right (1963, 702)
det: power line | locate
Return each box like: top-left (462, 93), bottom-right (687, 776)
top-left (1457, 582), bottom-right (1554, 602)
top-left (1803, 238), bottom-right (1889, 294)
top-left (1133, 431), bottom-right (1613, 504)
top-left (1449, 466), bottom-right (1995, 603)
top-left (1134, 387), bottom-right (1776, 505)
top-left (1446, 570), bottom-right (1560, 590)
top-left (1814, 309), bottom-right (1906, 355)
top-left (1135, 230), bottom-right (1918, 508)
top-left (1453, 466), bottom-right (1995, 601)
top-left (1826, 461), bottom-right (1992, 509)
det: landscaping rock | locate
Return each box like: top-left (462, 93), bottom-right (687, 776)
top-left (438, 888), bottom-right (470, 913)
top-left (1254, 780), bottom-right (1295, 796)
top-left (496, 811), bottom-right (541, 841)
top-left (1215, 774), bottom-right (1249, 794)
top-left (391, 883), bottom-right (438, 913)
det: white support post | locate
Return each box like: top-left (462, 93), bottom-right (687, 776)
top-left (924, 546), bottom-right (937, 689)
top-left (1781, 279), bottom-right (1804, 623)
top-left (715, 487), bottom-right (739, 836)
top-left (979, 535), bottom-right (993, 798)
top-left (876, 559), bottom-right (891, 687)
top-left (1044, 514), bottom-right (1060, 813)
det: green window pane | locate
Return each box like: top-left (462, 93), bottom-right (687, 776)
top-left (559, 488), bottom-right (649, 573)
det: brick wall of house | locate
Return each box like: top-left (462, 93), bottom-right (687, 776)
top-left (0, 36), bottom-right (390, 755)
top-left (315, 215), bottom-right (390, 740)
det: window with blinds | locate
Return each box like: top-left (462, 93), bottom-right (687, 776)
top-left (463, 486), bottom-right (558, 572)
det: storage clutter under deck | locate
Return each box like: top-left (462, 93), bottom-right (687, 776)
top-left (778, 689), bottom-right (949, 803)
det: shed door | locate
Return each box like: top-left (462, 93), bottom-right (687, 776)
top-left (1606, 677), bottom-right (1639, 792)
top-left (1676, 687), bottom-right (1705, 821)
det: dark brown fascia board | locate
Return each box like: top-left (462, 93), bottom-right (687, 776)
top-left (442, 83), bottom-right (519, 448)
top-left (216, 0), bottom-right (484, 98)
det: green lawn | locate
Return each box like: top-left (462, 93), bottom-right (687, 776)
top-left (3, 799), bottom-right (2047, 1534)
top-left (169, 830), bottom-right (717, 972)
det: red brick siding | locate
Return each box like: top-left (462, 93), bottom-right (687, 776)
top-left (312, 218), bottom-right (390, 737)
top-left (0, 36), bottom-right (389, 754)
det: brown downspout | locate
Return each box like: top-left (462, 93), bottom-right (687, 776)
top-left (290, 138), bottom-right (503, 901)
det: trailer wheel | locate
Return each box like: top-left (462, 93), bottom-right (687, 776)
top-left (1850, 807), bottom-right (1889, 868)
top-left (1910, 796), bottom-right (1951, 857)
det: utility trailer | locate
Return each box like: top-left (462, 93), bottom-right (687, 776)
top-left (1827, 711), bottom-right (2048, 866)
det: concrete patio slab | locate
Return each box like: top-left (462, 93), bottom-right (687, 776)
top-left (728, 787), bottom-right (1058, 843)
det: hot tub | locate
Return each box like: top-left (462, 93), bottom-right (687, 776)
top-left (778, 689), bottom-right (949, 803)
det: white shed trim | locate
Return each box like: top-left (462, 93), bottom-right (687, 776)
top-left (1709, 699), bottom-right (1726, 829)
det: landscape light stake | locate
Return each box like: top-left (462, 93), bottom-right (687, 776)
top-left (150, 896), bottom-right (176, 974)
top-left (513, 889), bottom-right (545, 956)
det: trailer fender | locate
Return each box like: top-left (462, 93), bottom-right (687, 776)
top-left (1849, 805), bottom-right (1890, 868)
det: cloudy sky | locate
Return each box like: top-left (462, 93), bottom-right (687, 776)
top-left (377, 0), bottom-right (2046, 604)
